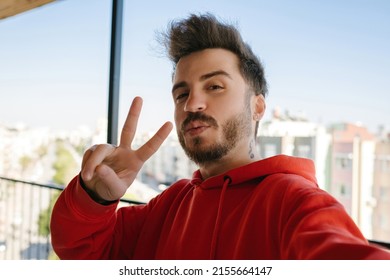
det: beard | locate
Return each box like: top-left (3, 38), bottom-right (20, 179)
top-left (177, 102), bottom-right (252, 166)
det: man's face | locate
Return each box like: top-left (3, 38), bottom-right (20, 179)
top-left (172, 48), bottom-right (254, 165)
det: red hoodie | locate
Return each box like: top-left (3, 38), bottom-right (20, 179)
top-left (50, 155), bottom-right (390, 259)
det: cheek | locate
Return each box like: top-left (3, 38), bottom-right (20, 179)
top-left (218, 102), bottom-right (244, 120)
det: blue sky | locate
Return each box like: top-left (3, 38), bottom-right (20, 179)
top-left (0, 0), bottom-right (389, 135)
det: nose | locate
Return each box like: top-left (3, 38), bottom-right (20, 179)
top-left (184, 92), bottom-right (206, 112)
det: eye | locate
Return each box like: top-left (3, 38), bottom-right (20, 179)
top-left (208, 84), bottom-right (224, 91)
top-left (175, 92), bottom-right (189, 103)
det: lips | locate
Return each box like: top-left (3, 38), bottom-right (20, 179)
top-left (180, 112), bottom-right (219, 136)
top-left (184, 121), bottom-right (211, 135)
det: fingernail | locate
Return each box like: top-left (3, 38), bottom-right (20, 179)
top-left (82, 171), bottom-right (91, 181)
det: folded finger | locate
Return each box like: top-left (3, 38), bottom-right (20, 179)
top-left (81, 145), bottom-right (96, 169)
top-left (81, 144), bottom-right (116, 181)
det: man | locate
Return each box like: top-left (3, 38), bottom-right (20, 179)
top-left (50, 13), bottom-right (390, 259)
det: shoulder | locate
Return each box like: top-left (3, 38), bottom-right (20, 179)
top-left (147, 178), bottom-right (193, 207)
top-left (261, 173), bottom-right (319, 195)
top-left (257, 173), bottom-right (340, 212)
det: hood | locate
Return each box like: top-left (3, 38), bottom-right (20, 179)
top-left (190, 154), bottom-right (318, 189)
top-left (189, 154), bottom-right (318, 259)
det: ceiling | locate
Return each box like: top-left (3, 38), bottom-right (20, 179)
top-left (0, 0), bottom-right (55, 20)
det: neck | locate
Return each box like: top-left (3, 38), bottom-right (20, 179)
top-left (199, 139), bottom-right (260, 179)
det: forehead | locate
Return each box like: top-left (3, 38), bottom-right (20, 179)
top-left (173, 48), bottom-right (241, 83)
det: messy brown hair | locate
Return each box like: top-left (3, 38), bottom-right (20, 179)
top-left (160, 13), bottom-right (268, 98)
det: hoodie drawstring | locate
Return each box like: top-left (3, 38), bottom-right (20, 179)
top-left (209, 175), bottom-right (232, 259)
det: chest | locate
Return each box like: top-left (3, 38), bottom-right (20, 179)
top-left (147, 186), bottom-right (278, 259)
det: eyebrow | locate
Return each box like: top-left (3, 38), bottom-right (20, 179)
top-left (200, 70), bottom-right (232, 81)
top-left (171, 81), bottom-right (187, 94)
top-left (172, 70), bottom-right (232, 94)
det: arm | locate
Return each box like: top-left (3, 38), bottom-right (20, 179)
top-left (50, 175), bottom-right (119, 259)
top-left (279, 183), bottom-right (390, 259)
top-left (50, 97), bottom-right (173, 259)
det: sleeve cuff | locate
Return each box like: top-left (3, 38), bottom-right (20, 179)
top-left (65, 175), bottom-right (119, 219)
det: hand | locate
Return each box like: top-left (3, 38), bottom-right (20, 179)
top-left (80, 96), bottom-right (173, 202)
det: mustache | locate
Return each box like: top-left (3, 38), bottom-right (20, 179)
top-left (181, 112), bottom-right (219, 132)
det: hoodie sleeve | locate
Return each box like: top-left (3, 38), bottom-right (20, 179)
top-left (50, 175), bottom-right (146, 260)
top-left (278, 179), bottom-right (390, 260)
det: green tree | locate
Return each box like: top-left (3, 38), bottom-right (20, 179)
top-left (36, 144), bottom-right (48, 159)
top-left (38, 191), bottom-right (60, 237)
top-left (52, 141), bottom-right (78, 185)
top-left (19, 155), bottom-right (33, 175)
top-left (38, 140), bottom-right (78, 240)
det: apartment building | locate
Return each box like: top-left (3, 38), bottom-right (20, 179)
top-left (329, 123), bottom-right (376, 238)
top-left (372, 131), bottom-right (390, 241)
top-left (257, 108), bottom-right (331, 190)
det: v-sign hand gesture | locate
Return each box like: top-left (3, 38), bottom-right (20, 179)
top-left (80, 96), bottom-right (173, 203)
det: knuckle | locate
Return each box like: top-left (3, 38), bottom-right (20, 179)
top-left (89, 144), bottom-right (98, 151)
top-left (89, 143), bottom-right (116, 152)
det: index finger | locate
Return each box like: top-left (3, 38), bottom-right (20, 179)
top-left (119, 96), bottom-right (143, 148)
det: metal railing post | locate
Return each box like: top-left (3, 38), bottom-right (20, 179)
top-left (107, 0), bottom-right (124, 145)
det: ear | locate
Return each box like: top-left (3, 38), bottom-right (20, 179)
top-left (252, 94), bottom-right (266, 121)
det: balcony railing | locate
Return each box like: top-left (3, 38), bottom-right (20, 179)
top-left (0, 176), bottom-right (140, 260)
top-left (0, 176), bottom-right (389, 260)
top-left (0, 176), bottom-right (60, 259)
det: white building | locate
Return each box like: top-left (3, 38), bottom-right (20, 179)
top-left (258, 109), bottom-right (331, 190)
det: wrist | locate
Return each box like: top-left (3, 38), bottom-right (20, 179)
top-left (79, 173), bottom-right (118, 206)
